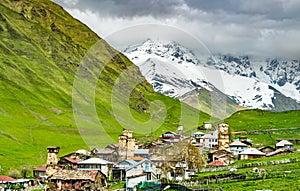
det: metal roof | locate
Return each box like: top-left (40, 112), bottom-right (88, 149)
top-left (239, 148), bottom-right (266, 156)
top-left (276, 140), bottom-right (293, 147)
top-left (77, 158), bottom-right (113, 165)
top-left (230, 140), bottom-right (248, 147)
top-left (134, 149), bottom-right (149, 155)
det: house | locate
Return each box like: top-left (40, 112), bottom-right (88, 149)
top-left (276, 140), bottom-right (294, 150)
top-left (48, 170), bottom-right (107, 190)
top-left (192, 131), bottom-right (205, 140)
top-left (161, 131), bottom-right (181, 140)
top-left (91, 148), bottom-right (118, 162)
top-left (33, 166), bottom-right (46, 178)
top-left (259, 146), bottom-right (275, 154)
top-left (164, 161), bottom-right (193, 181)
top-left (238, 148), bottom-right (266, 160)
top-left (77, 158), bottom-right (113, 177)
top-left (208, 150), bottom-right (235, 165)
top-left (200, 130), bottom-right (218, 149)
top-left (112, 160), bottom-right (137, 181)
top-left (126, 159), bottom-right (158, 191)
top-left (230, 140), bottom-right (248, 155)
top-left (59, 157), bottom-right (80, 170)
top-left (203, 122), bottom-right (213, 130)
top-left (0, 176), bottom-right (17, 189)
top-left (134, 149), bottom-right (149, 158)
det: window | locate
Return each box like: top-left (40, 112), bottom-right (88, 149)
top-left (147, 173), bottom-right (151, 180)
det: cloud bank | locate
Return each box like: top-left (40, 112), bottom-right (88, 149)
top-left (53, 0), bottom-right (300, 59)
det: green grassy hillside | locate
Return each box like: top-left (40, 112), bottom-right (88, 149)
top-left (225, 109), bottom-right (300, 147)
top-left (0, 0), bottom-right (213, 175)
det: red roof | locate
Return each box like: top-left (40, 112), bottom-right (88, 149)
top-left (0, 176), bottom-right (16, 182)
top-left (64, 157), bottom-right (79, 164)
top-left (207, 160), bottom-right (225, 167)
top-left (34, 166), bottom-right (47, 171)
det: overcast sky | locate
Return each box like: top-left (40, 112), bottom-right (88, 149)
top-left (53, 0), bottom-right (300, 59)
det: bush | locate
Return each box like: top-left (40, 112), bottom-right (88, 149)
top-left (8, 169), bottom-right (21, 178)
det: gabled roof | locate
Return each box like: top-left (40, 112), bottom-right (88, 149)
top-left (276, 140), bottom-right (293, 147)
top-left (125, 159), bottom-right (155, 171)
top-left (239, 148), bottom-right (266, 156)
top-left (0, 176), bottom-right (16, 182)
top-left (34, 166), bottom-right (47, 171)
top-left (134, 149), bottom-right (149, 155)
top-left (114, 160), bottom-right (137, 168)
top-left (78, 158), bottom-right (113, 165)
top-left (230, 140), bottom-right (247, 147)
top-left (64, 157), bottom-right (80, 164)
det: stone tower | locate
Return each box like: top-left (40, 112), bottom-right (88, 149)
top-left (218, 123), bottom-right (230, 151)
top-left (46, 146), bottom-right (60, 176)
top-left (123, 129), bottom-right (133, 138)
top-left (118, 129), bottom-right (136, 150)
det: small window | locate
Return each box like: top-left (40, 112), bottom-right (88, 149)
top-left (147, 173), bottom-right (151, 180)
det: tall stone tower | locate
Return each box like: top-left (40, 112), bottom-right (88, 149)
top-left (218, 123), bottom-right (230, 151)
top-left (46, 146), bottom-right (60, 176)
top-left (123, 129), bottom-right (133, 138)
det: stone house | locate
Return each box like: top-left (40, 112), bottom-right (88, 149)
top-left (208, 150), bottom-right (235, 165)
top-left (33, 166), bottom-right (46, 178)
top-left (259, 146), bottom-right (275, 154)
top-left (48, 170), bottom-right (107, 190)
top-left (59, 157), bottom-right (79, 170)
top-left (91, 148), bottom-right (118, 162)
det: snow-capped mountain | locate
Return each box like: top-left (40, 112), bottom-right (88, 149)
top-left (123, 39), bottom-right (300, 114)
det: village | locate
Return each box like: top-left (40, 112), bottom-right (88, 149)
top-left (0, 122), bottom-right (297, 191)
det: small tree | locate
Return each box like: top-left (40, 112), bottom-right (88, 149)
top-left (181, 143), bottom-right (205, 171)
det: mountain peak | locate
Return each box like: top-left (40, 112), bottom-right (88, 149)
top-left (124, 39), bottom-right (300, 112)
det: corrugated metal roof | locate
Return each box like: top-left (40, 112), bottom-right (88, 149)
top-left (239, 148), bottom-right (266, 156)
top-left (276, 140), bottom-right (293, 147)
top-left (78, 158), bottom-right (113, 165)
top-left (230, 140), bottom-right (247, 147)
top-left (134, 149), bottom-right (149, 155)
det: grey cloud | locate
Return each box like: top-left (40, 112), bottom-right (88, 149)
top-left (54, 0), bottom-right (184, 18)
top-left (53, 0), bottom-right (300, 59)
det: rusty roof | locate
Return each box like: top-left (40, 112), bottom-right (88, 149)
top-left (0, 176), bottom-right (16, 182)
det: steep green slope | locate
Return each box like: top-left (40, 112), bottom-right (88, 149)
top-left (0, 0), bottom-right (212, 175)
top-left (181, 88), bottom-right (245, 119)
